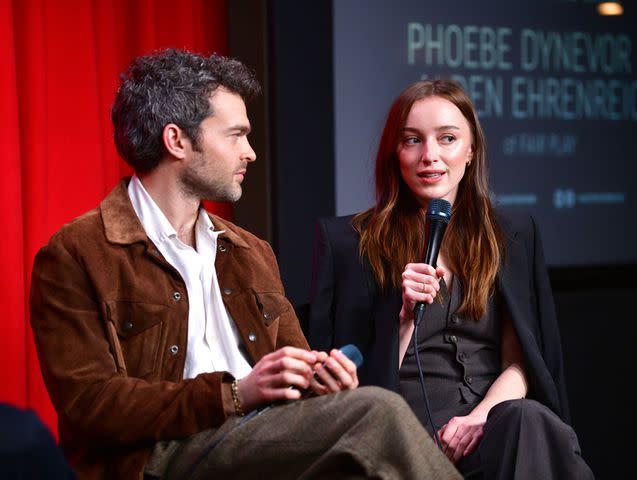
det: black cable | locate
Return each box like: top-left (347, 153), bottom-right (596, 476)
top-left (413, 307), bottom-right (442, 449)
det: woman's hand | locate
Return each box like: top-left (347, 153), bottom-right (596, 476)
top-left (399, 263), bottom-right (445, 323)
top-left (437, 411), bottom-right (487, 463)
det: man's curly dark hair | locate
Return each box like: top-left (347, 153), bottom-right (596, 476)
top-left (111, 48), bottom-right (261, 172)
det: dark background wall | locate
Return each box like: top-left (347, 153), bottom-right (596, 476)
top-left (230, 2), bottom-right (634, 477)
top-left (552, 268), bottom-right (634, 478)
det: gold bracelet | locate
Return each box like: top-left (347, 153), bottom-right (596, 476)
top-left (230, 379), bottom-right (245, 417)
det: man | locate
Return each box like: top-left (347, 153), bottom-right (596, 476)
top-left (29, 49), bottom-right (460, 480)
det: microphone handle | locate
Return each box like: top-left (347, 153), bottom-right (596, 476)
top-left (413, 219), bottom-right (447, 327)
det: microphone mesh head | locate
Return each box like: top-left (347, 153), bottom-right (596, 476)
top-left (339, 344), bottom-right (364, 368)
top-left (426, 198), bottom-right (452, 223)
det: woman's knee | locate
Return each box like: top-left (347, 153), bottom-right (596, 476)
top-left (488, 398), bottom-right (558, 424)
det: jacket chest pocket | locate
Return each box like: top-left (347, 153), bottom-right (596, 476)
top-left (254, 291), bottom-right (290, 326)
top-left (104, 301), bottom-right (169, 379)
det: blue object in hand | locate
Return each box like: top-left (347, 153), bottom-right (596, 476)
top-left (339, 344), bottom-right (364, 368)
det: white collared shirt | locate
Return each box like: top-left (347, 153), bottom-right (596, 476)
top-left (128, 175), bottom-right (252, 380)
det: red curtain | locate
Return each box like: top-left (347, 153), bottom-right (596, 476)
top-left (0, 0), bottom-right (230, 437)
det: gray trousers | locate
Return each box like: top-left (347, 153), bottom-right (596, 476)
top-left (145, 386), bottom-right (461, 480)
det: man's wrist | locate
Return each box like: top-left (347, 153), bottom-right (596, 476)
top-left (230, 379), bottom-right (245, 417)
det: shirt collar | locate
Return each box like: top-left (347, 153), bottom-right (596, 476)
top-left (128, 175), bottom-right (228, 249)
top-left (128, 174), bottom-right (178, 246)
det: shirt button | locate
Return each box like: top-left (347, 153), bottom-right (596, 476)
top-left (218, 244), bottom-right (227, 252)
top-left (169, 345), bottom-right (179, 355)
top-left (248, 332), bottom-right (257, 342)
top-left (223, 287), bottom-right (232, 295)
top-left (123, 321), bottom-right (133, 331)
top-left (465, 375), bottom-right (473, 384)
top-left (172, 291), bottom-right (182, 301)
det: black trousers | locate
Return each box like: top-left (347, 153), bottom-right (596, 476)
top-left (458, 399), bottom-right (594, 480)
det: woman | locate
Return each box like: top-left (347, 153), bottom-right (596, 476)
top-left (307, 80), bottom-right (593, 478)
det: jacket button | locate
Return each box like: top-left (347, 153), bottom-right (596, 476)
top-left (465, 375), bottom-right (473, 384)
top-left (223, 287), bottom-right (232, 295)
top-left (172, 292), bottom-right (182, 301)
top-left (449, 335), bottom-right (458, 343)
top-left (123, 321), bottom-right (133, 331)
top-left (218, 244), bottom-right (227, 252)
top-left (458, 352), bottom-right (466, 362)
top-left (169, 345), bottom-right (179, 355)
top-left (248, 332), bottom-right (257, 342)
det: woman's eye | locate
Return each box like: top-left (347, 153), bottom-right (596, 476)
top-left (440, 134), bottom-right (455, 144)
top-left (404, 136), bottom-right (420, 145)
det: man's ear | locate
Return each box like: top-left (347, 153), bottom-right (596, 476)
top-left (162, 123), bottom-right (188, 159)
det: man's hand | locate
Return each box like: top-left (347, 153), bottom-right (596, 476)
top-left (237, 346), bottom-right (317, 412)
top-left (309, 348), bottom-right (359, 396)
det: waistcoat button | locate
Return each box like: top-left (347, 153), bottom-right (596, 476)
top-left (172, 292), bottom-right (182, 301)
top-left (223, 287), bottom-right (232, 295)
top-left (170, 345), bottom-right (179, 355)
top-left (248, 332), bottom-right (257, 342)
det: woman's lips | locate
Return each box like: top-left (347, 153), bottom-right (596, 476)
top-left (417, 171), bottom-right (445, 183)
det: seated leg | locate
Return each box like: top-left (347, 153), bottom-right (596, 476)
top-left (478, 398), bottom-right (594, 480)
top-left (149, 387), bottom-right (461, 480)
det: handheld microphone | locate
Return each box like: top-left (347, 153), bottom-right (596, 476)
top-left (412, 199), bottom-right (451, 450)
top-left (413, 198), bottom-right (452, 327)
top-left (313, 344), bottom-right (363, 381)
top-left (295, 344), bottom-right (363, 398)
top-left (305, 344), bottom-right (363, 395)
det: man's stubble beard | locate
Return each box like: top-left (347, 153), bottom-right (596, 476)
top-left (179, 155), bottom-right (243, 203)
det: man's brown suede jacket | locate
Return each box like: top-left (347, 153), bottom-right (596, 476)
top-left (29, 179), bottom-right (308, 479)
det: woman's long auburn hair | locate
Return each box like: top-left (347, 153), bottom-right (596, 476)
top-left (352, 79), bottom-right (504, 320)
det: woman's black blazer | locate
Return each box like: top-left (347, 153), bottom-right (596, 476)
top-left (307, 211), bottom-right (571, 423)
